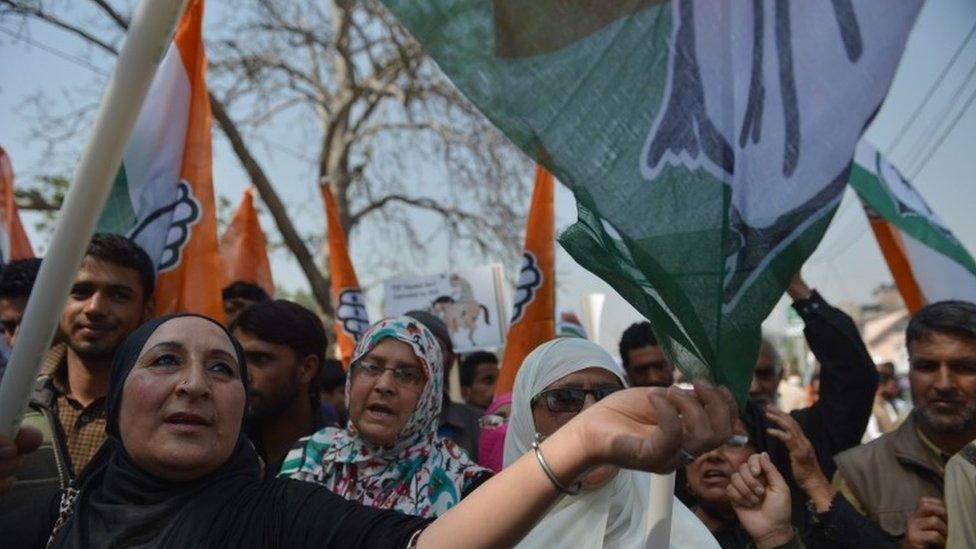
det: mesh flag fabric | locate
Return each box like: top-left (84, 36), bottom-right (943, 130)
top-left (381, 0), bottom-right (922, 400)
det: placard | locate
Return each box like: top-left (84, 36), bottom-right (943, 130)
top-left (384, 264), bottom-right (507, 353)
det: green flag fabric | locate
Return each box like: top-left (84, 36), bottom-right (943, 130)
top-left (382, 0), bottom-right (922, 399)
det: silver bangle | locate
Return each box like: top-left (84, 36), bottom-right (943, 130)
top-left (532, 432), bottom-right (581, 496)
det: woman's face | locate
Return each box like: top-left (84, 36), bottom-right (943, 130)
top-left (348, 338), bottom-right (427, 446)
top-left (685, 419), bottom-right (755, 507)
top-left (119, 317), bottom-right (245, 482)
top-left (531, 367), bottom-right (624, 489)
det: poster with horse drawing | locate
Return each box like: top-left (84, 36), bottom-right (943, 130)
top-left (383, 264), bottom-right (507, 353)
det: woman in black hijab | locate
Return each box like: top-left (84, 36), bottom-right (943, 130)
top-left (29, 314), bottom-right (426, 548)
top-left (2, 313), bottom-right (737, 548)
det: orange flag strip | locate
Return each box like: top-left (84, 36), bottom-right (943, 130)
top-left (220, 187), bottom-right (274, 296)
top-left (867, 216), bottom-right (925, 314)
top-left (153, 0), bottom-right (224, 319)
top-left (496, 166), bottom-right (555, 395)
top-left (0, 146), bottom-right (35, 261)
top-left (322, 185), bottom-right (369, 368)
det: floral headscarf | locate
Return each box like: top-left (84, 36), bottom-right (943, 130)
top-left (280, 316), bottom-right (491, 517)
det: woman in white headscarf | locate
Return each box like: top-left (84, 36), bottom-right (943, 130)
top-left (504, 338), bottom-right (719, 548)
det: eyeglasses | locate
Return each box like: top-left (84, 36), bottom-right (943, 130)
top-left (723, 434), bottom-right (750, 450)
top-left (478, 414), bottom-right (507, 429)
top-left (531, 385), bottom-right (624, 413)
top-left (353, 361), bottom-right (426, 388)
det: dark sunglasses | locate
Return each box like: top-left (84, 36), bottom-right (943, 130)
top-left (531, 385), bottom-right (624, 413)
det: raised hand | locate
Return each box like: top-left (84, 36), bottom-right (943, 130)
top-left (0, 426), bottom-right (43, 492)
top-left (764, 406), bottom-right (834, 510)
top-left (727, 452), bottom-right (794, 549)
top-left (901, 497), bottom-right (947, 549)
top-left (573, 380), bottom-right (735, 474)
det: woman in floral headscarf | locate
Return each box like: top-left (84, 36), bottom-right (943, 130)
top-left (280, 316), bottom-right (492, 518)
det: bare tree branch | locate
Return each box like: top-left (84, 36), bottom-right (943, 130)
top-left (6, 0), bottom-right (532, 313)
top-left (1, 0), bottom-right (119, 55)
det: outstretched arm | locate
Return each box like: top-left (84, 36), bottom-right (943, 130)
top-left (418, 382), bottom-right (735, 548)
top-left (787, 272), bottom-right (877, 475)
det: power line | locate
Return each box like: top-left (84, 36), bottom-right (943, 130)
top-left (903, 58), bottom-right (976, 175)
top-left (0, 26), bottom-right (109, 77)
top-left (909, 81), bottom-right (976, 179)
top-left (886, 20), bottom-right (976, 156)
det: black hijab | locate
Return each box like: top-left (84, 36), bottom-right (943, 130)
top-left (52, 313), bottom-right (261, 548)
top-left (48, 314), bottom-right (429, 549)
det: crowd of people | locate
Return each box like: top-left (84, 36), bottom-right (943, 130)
top-left (0, 233), bottom-right (973, 548)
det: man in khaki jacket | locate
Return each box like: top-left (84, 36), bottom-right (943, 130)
top-left (833, 301), bottom-right (976, 544)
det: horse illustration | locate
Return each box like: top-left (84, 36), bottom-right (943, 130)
top-left (429, 294), bottom-right (490, 347)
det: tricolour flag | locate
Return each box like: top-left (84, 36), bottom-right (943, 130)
top-left (220, 187), bottom-right (274, 297)
top-left (322, 185), bottom-right (369, 368)
top-left (556, 309), bottom-right (588, 340)
top-left (496, 166), bottom-right (555, 396)
top-left (850, 141), bottom-right (976, 313)
top-left (0, 146), bottom-right (34, 263)
top-left (382, 0), bottom-right (921, 400)
top-left (96, 0), bottom-right (223, 319)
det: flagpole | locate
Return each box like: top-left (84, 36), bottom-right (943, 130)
top-left (645, 472), bottom-right (675, 547)
top-left (0, 0), bottom-right (189, 438)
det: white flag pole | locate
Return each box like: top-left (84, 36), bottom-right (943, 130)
top-left (0, 0), bottom-right (189, 438)
top-left (645, 472), bottom-right (675, 547)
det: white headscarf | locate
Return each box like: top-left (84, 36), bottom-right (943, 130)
top-left (504, 338), bottom-right (718, 549)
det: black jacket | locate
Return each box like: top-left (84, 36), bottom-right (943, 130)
top-left (760, 291), bottom-right (878, 547)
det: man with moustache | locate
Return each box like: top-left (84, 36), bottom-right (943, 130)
top-left (834, 301), bottom-right (976, 543)
top-left (230, 299), bottom-right (325, 476)
top-left (0, 234), bottom-right (154, 511)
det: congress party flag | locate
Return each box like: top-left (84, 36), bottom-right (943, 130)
top-left (556, 309), bottom-right (588, 340)
top-left (0, 146), bottom-right (35, 262)
top-left (220, 187), bottom-right (274, 297)
top-left (96, 0), bottom-right (223, 319)
top-left (496, 166), bottom-right (555, 396)
top-left (850, 142), bottom-right (976, 313)
top-left (382, 0), bottom-right (921, 400)
top-left (322, 185), bottom-right (369, 368)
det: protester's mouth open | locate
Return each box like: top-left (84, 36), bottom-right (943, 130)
top-left (364, 403), bottom-right (396, 421)
top-left (165, 412), bottom-right (211, 432)
top-left (700, 469), bottom-right (729, 486)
